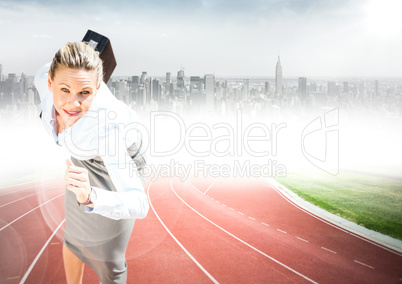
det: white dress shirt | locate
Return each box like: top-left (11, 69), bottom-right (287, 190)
top-left (34, 63), bottom-right (149, 220)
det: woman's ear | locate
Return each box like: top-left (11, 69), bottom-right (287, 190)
top-left (47, 73), bottom-right (53, 91)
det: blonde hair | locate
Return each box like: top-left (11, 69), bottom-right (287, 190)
top-left (49, 41), bottom-right (104, 84)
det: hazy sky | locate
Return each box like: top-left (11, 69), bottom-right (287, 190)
top-left (0, 0), bottom-right (401, 77)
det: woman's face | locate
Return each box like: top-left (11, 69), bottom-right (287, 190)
top-left (48, 67), bottom-right (100, 128)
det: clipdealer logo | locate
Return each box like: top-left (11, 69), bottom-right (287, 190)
top-left (149, 110), bottom-right (286, 158)
top-left (62, 108), bottom-right (340, 179)
top-left (60, 109), bottom-right (289, 180)
top-left (146, 110), bottom-right (288, 180)
top-left (301, 108), bottom-right (339, 175)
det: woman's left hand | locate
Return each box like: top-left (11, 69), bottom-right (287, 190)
top-left (65, 159), bottom-right (92, 204)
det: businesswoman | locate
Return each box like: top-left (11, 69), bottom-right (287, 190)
top-left (34, 41), bottom-right (148, 284)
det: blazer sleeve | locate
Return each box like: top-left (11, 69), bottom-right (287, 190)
top-left (85, 125), bottom-right (149, 220)
top-left (34, 63), bottom-right (51, 103)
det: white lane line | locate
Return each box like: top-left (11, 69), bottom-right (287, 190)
top-left (0, 179), bottom-right (59, 197)
top-left (0, 193), bottom-right (36, 208)
top-left (222, 204), bottom-right (227, 207)
top-left (148, 182), bottom-right (219, 284)
top-left (190, 179), bottom-right (218, 196)
top-left (203, 180), bottom-right (217, 195)
top-left (216, 200), bottom-right (220, 204)
top-left (249, 217), bottom-right (256, 221)
top-left (0, 184), bottom-right (38, 197)
top-left (261, 222), bottom-right (270, 227)
top-left (321, 247), bottom-right (337, 254)
top-left (354, 260), bottom-right (374, 269)
top-left (296, 237), bottom-right (309, 243)
top-left (0, 193), bottom-right (64, 232)
top-left (229, 207), bottom-right (234, 211)
top-left (277, 229), bottom-right (287, 234)
top-left (170, 179), bottom-right (318, 284)
top-left (238, 212), bottom-right (244, 215)
top-left (19, 219), bottom-right (65, 284)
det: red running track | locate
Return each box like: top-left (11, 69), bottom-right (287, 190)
top-left (0, 176), bottom-right (401, 283)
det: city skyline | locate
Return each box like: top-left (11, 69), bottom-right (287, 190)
top-left (1, 57), bottom-right (400, 123)
top-left (0, 0), bottom-right (402, 77)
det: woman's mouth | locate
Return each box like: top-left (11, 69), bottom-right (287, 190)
top-left (63, 109), bottom-right (81, 116)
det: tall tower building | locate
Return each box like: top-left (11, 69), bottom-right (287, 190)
top-left (131, 76), bottom-right (140, 84)
top-left (177, 70), bottom-right (185, 89)
top-left (21, 72), bottom-right (28, 96)
top-left (190, 76), bottom-right (201, 93)
top-left (152, 78), bottom-right (161, 103)
top-left (131, 76), bottom-right (140, 102)
top-left (140, 72), bottom-right (147, 85)
top-left (298, 77), bottom-right (307, 101)
top-left (275, 56), bottom-right (282, 96)
top-left (0, 64), bottom-right (3, 81)
top-left (147, 77), bottom-right (153, 104)
top-left (204, 74), bottom-right (215, 112)
top-left (165, 72), bottom-right (172, 96)
top-left (265, 82), bottom-right (271, 95)
top-left (166, 72), bottom-right (171, 86)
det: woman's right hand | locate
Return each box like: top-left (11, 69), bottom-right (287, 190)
top-left (64, 159), bottom-right (93, 206)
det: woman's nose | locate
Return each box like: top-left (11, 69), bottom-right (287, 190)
top-left (69, 95), bottom-right (81, 107)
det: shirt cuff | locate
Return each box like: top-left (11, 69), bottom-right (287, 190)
top-left (86, 186), bottom-right (115, 215)
top-left (84, 206), bottom-right (94, 213)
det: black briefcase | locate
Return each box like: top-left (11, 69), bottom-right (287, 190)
top-left (82, 30), bottom-right (116, 84)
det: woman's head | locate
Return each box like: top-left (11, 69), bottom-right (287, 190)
top-left (49, 41), bottom-right (103, 85)
top-left (48, 42), bottom-right (104, 128)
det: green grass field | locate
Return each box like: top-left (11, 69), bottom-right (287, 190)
top-left (275, 170), bottom-right (402, 240)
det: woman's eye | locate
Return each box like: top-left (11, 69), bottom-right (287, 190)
top-left (61, 88), bottom-right (69, 93)
top-left (81, 91), bottom-right (90, 95)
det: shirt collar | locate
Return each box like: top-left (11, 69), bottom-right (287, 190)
top-left (51, 105), bottom-right (57, 121)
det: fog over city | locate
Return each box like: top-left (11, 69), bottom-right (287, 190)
top-left (0, 0), bottom-right (402, 187)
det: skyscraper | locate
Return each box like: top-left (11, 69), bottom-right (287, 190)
top-left (275, 56), bottom-right (282, 95)
top-left (165, 72), bottom-right (172, 96)
top-left (265, 82), bottom-right (271, 95)
top-left (204, 74), bottom-right (215, 112)
top-left (21, 72), bottom-right (28, 96)
top-left (131, 76), bottom-right (140, 102)
top-left (147, 76), bottom-right (153, 104)
top-left (152, 78), bottom-right (161, 103)
top-left (177, 70), bottom-right (185, 89)
top-left (190, 76), bottom-right (201, 93)
top-left (166, 72), bottom-right (171, 86)
top-left (0, 64), bottom-right (3, 81)
top-left (298, 77), bottom-right (307, 101)
top-left (140, 72), bottom-right (147, 85)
